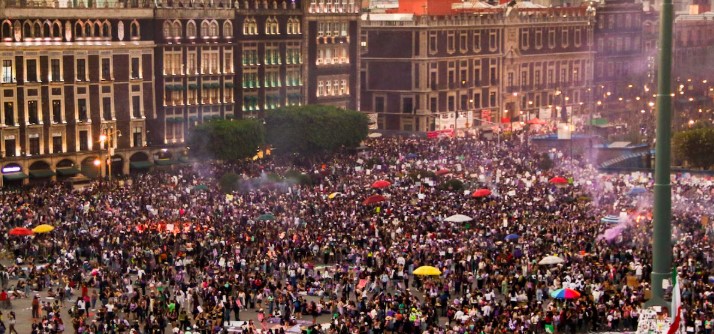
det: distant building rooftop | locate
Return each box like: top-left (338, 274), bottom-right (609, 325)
top-left (361, 12), bottom-right (415, 20)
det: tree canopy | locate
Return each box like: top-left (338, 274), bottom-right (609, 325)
top-left (187, 119), bottom-right (264, 161)
top-left (673, 126), bottom-right (714, 170)
top-left (265, 105), bottom-right (369, 156)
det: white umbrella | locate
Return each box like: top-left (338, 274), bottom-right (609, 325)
top-left (538, 255), bottom-right (565, 265)
top-left (444, 214), bottom-right (473, 223)
top-left (368, 132), bottom-right (383, 138)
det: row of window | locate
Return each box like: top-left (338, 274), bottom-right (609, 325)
top-left (1, 56), bottom-right (143, 84)
top-left (428, 59), bottom-right (499, 88)
top-left (596, 36), bottom-right (641, 54)
top-left (242, 93), bottom-right (302, 113)
top-left (372, 92), bottom-right (498, 114)
top-left (164, 85), bottom-right (233, 106)
top-left (163, 20), bottom-right (230, 39)
top-left (506, 60), bottom-right (588, 88)
top-left (241, 45), bottom-right (303, 66)
top-left (242, 17), bottom-right (301, 36)
top-left (430, 29), bottom-right (499, 55)
top-left (241, 69), bottom-right (303, 89)
top-left (1, 19), bottom-right (141, 42)
top-left (0, 86), bottom-right (144, 127)
top-left (597, 13), bottom-right (641, 31)
top-left (595, 60), bottom-right (632, 79)
top-left (308, 0), bottom-right (358, 14)
top-left (316, 77), bottom-right (349, 97)
top-left (316, 22), bottom-right (349, 39)
top-left (316, 45), bottom-right (349, 66)
top-left (1, 128), bottom-right (144, 157)
top-left (164, 48), bottom-right (232, 76)
top-left (520, 27), bottom-right (586, 51)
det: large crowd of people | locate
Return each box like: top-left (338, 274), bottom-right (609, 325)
top-left (0, 135), bottom-right (713, 334)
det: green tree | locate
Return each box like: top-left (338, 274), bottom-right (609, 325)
top-left (265, 105), bottom-right (369, 157)
top-left (187, 119), bottom-right (264, 161)
top-left (673, 127), bottom-right (714, 169)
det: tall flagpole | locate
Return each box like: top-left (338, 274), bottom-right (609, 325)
top-left (646, 0), bottom-right (674, 308)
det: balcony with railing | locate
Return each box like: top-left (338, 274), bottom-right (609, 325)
top-left (4, 0), bottom-right (152, 7)
top-left (2, 0), bottom-right (154, 20)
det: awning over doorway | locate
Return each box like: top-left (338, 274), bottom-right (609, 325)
top-left (130, 161), bottom-right (154, 169)
top-left (29, 170), bottom-right (56, 178)
top-left (3, 172), bottom-right (28, 181)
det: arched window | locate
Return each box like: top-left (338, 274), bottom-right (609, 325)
top-left (163, 21), bottom-right (172, 38)
top-left (85, 23), bottom-right (91, 38)
top-left (201, 20), bottom-right (209, 38)
top-left (103, 21), bottom-right (111, 39)
top-left (265, 17), bottom-right (272, 34)
top-left (130, 20), bottom-right (140, 39)
top-left (186, 20), bottom-right (196, 38)
top-left (223, 21), bottom-right (232, 38)
top-left (34, 21), bottom-right (42, 38)
top-left (209, 20), bottom-right (218, 37)
top-left (23, 21), bottom-right (32, 39)
top-left (2, 21), bottom-right (12, 40)
top-left (243, 17), bottom-right (254, 35)
top-left (75, 21), bottom-right (84, 38)
top-left (287, 18), bottom-right (293, 34)
top-left (52, 21), bottom-right (62, 38)
top-left (43, 21), bottom-right (51, 38)
top-left (94, 22), bottom-right (102, 37)
top-left (172, 20), bottom-right (182, 38)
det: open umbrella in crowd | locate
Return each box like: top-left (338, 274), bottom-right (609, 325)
top-left (0, 135), bottom-right (711, 334)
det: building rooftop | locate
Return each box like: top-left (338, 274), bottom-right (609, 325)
top-left (361, 12), bottom-right (415, 20)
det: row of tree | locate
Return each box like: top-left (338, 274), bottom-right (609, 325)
top-left (188, 105), bottom-right (369, 161)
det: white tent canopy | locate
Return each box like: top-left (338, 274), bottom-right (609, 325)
top-left (444, 214), bottom-right (474, 223)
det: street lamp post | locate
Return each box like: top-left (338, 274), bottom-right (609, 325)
top-left (99, 125), bottom-right (121, 184)
top-left (646, 0), bottom-right (674, 308)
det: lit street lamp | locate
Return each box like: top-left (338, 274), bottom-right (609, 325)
top-left (98, 125), bottom-right (122, 184)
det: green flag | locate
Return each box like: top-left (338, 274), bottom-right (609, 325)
top-left (545, 324), bottom-right (555, 333)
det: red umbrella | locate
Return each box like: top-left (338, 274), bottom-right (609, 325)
top-left (471, 189), bottom-right (492, 198)
top-left (435, 168), bottom-right (451, 176)
top-left (371, 180), bottom-right (391, 189)
top-left (8, 227), bottom-right (33, 236)
top-left (362, 194), bottom-right (387, 205)
top-left (549, 176), bottom-right (569, 185)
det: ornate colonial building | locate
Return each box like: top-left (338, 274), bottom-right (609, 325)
top-left (360, 2), bottom-right (595, 132)
top-left (0, 2), bottom-right (156, 186)
top-left (592, 0), bottom-right (649, 118)
top-left (0, 0), bottom-right (361, 186)
top-left (306, 0), bottom-right (361, 110)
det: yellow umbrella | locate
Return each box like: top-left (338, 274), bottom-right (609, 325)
top-left (32, 224), bottom-right (54, 234)
top-left (412, 265), bottom-right (442, 276)
top-left (328, 192), bottom-right (342, 199)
